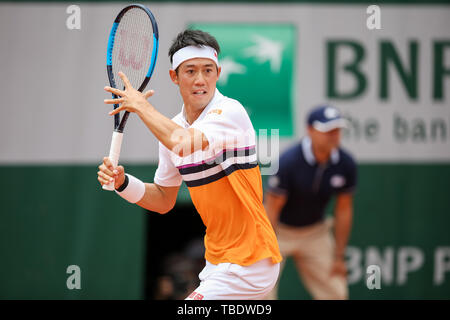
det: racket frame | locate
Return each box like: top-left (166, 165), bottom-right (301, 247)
top-left (103, 4), bottom-right (159, 191)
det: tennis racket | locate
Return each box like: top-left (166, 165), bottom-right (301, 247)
top-left (103, 4), bottom-right (159, 191)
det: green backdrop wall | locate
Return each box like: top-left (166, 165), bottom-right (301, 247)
top-left (1, 164), bottom-right (449, 299)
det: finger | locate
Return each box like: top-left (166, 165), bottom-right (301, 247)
top-left (102, 157), bottom-right (115, 174)
top-left (98, 171), bottom-right (114, 183)
top-left (97, 167), bottom-right (114, 180)
top-left (98, 176), bottom-right (105, 186)
top-left (114, 165), bottom-right (125, 178)
top-left (104, 86), bottom-right (125, 97)
top-left (109, 105), bottom-right (126, 116)
top-left (98, 175), bottom-right (111, 186)
top-left (118, 71), bottom-right (132, 89)
top-left (98, 163), bottom-right (109, 174)
top-left (104, 98), bottom-right (124, 104)
top-left (143, 90), bottom-right (155, 99)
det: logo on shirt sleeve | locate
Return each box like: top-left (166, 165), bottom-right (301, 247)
top-left (207, 108), bottom-right (222, 115)
top-left (330, 174), bottom-right (346, 188)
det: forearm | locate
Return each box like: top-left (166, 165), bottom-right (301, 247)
top-left (136, 183), bottom-right (174, 214)
top-left (138, 104), bottom-right (204, 156)
top-left (263, 192), bottom-right (285, 229)
top-left (334, 209), bottom-right (353, 257)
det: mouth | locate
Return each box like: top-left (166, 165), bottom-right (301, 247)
top-left (192, 90), bottom-right (207, 96)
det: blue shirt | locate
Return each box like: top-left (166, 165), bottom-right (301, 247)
top-left (267, 136), bottom-right (357, 227)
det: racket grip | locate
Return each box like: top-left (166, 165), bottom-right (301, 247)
top-left (103, 131), bottom-right (124, 191)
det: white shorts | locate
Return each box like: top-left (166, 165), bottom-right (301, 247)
top-left (186, 258), bottom-right (280, 300)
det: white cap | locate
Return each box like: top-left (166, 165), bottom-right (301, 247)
top-left (307, 106), bottom-right (347, 132)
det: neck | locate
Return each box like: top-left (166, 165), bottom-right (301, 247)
top-left (183, 91), bottom-right (216, 125)
top-left (311, 143), bottom-right (331, 164)
top-left (184, 104), bottom-right (205, 125)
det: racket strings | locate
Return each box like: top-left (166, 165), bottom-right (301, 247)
top-left (111, 8), bottom-right (154, 92)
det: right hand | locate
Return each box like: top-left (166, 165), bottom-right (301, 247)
top-left (97, 157), bottom-right (125, 189)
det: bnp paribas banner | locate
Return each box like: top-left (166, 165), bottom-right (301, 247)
top-left (1, 3), bottom-right (449, 164)
top-left (191, 10), bottom-right (450, 163)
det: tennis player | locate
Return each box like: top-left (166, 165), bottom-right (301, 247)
top-left (97, 29), bottom-right (282, 300)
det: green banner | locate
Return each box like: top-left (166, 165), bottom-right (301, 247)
top-left (190, 23), bottom-right (296, 137)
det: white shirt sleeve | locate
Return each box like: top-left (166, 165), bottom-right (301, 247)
top-left (154, 142), bottom-right (183, 187)
top-left (191, 99), bottom-right (255, 150)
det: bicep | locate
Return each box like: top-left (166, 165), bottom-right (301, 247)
top-left (190, 104), bottom-right (250, 152)
top-left (173, 128), bottom-right (209, 157)
top-left (188, 128), bottom-right (210, 152)
top-left (335, 192), bottom-right (353, 213)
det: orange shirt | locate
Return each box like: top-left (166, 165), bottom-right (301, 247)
top-left (154, 89), bottom-right (282, 266)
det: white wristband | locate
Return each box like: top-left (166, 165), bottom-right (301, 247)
top-left (115, 174), bottom-right (145, 203)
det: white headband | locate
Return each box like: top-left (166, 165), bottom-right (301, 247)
top-left (172, 45), bottom-right (219, 70)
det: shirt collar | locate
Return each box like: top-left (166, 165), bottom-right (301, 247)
top-left (180, 88), bottom-right (222, 127)
top-left (301, 135), bottom-right (340, 166)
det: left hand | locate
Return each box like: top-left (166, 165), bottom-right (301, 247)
top-left (104, 71), bottom-right (155, 117)
top-left (330, 256), bottom-right (347, 278)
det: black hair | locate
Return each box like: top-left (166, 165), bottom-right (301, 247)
top-left (168, 29), bottom-right (221, 64)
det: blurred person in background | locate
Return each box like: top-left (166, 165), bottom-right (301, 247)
top-left (265, 105), bottom-right (357, 300)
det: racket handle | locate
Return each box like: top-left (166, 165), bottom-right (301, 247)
top-left (103, 131), bottom-right (124, 191)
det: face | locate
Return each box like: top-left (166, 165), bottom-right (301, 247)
top-left (169, 58), bottom-right (221, 112)
top-left (308, 126), bottom-right (341, 152)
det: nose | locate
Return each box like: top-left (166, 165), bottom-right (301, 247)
top-left (194, 71), bottom-right (206, 86)
top-left (327, 129), bottom-right (341, 144)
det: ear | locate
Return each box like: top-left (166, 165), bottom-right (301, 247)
top-left (217, 66), bottom-right (222, 80)
top-left (169, 69), bottom-right (179, 85)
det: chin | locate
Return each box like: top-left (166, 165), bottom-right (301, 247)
top-left (193, 94), bottom-right (212, 107)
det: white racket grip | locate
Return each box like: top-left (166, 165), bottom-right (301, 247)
top-left (103, 131), bottom-right (124, 191)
